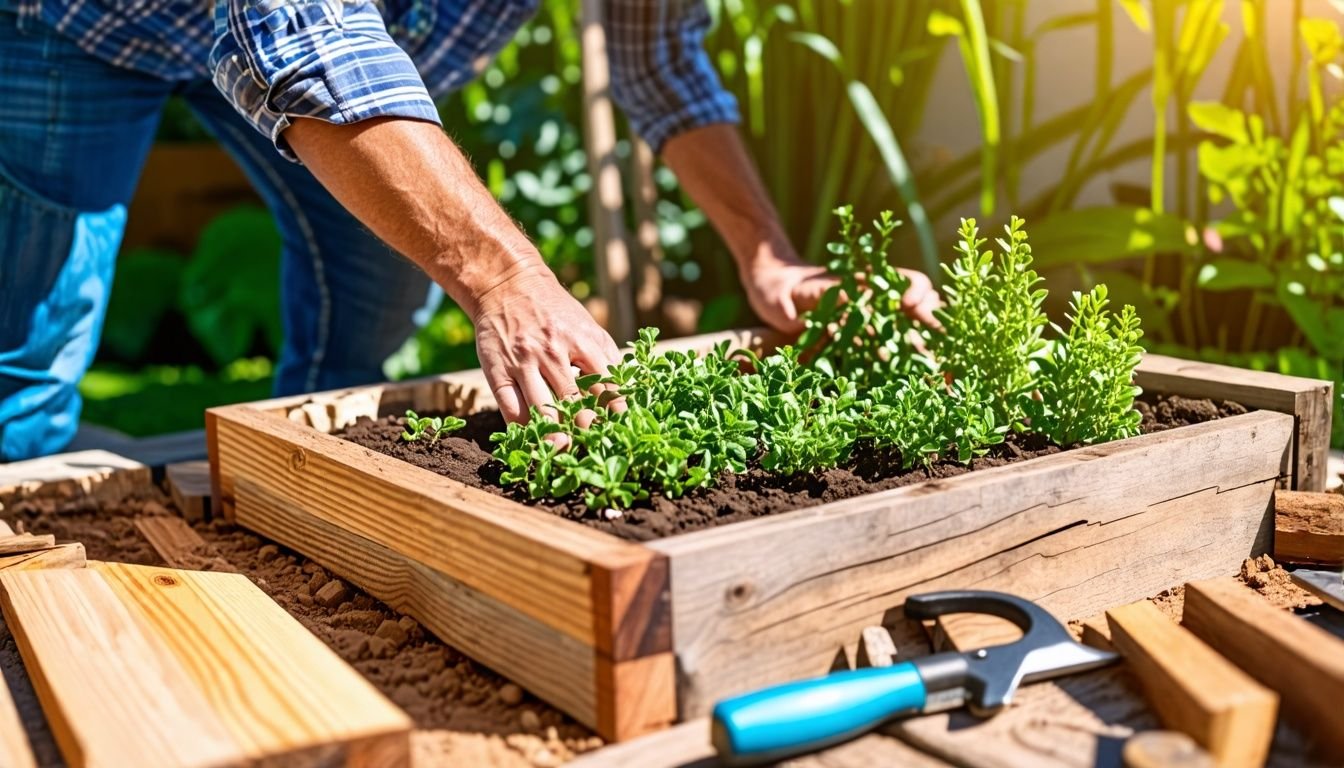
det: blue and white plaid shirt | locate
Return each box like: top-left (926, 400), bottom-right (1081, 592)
top-left (8, 0), bottom-right (738, 159)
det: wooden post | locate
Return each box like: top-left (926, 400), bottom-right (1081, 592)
top-left (580, 0), bottom-right (637, 345)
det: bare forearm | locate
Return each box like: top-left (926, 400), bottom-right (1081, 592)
top-left (661, 124), bottom-right (789, 268)
top-left (284, 116), bottom-right (547, 318)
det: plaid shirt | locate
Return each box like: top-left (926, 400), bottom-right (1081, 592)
top-left (9, 0), bottom-right (738, 158)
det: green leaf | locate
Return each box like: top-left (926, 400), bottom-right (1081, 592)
top-left (1028, 206), bottom-right (1198, 268)
top-left (1118, 0), bottom-right (1151, 32)
top-left (178, 206), bottom-right (283, 367)
top-left (927, 10), bottom-right (965, 37)
top-left (1187, 102), bottom-right (1248, 143)
top-left (1196, 260), bottom-right (1275, 291)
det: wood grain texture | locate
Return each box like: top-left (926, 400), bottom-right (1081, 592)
top-left (213, 404), bottom-right (647, 649)
top-left (1182, 578), bottom-right (1344, 760)
top-left (0, 564), bottom-right (412, 768)
top-left (566, 718), bottom-right (952, 768)
top-left (235, 476), bottom-right (601, 728)
top-left (0, 661), bottom-right (36, 768)
top-left (1106, 600), bottom-right (1277, 767)
top-left (1121, 732), bottom-right (1216, 768)
top-left (1135, 353), bottom-right (1333, 491)
top-left (0, 450), bottom-right (149, 507)
top-left (0, 544), bottom-right (85, 572)
top-left (1274, 490), bottom-right (1344, 566)
top-left (134, 517), bottom-right (208, 569)
top-left (0, 537), bottom-right (54, 557)
top-left (165, 461), bottom-right (212, 523)
top-left (651, 411), bottom-right (1292, 717)
top-left (931, 613), bottom-right (1021, 653)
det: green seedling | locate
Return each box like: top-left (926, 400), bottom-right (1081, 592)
top-left (401, 410), bottom-right (466, 445)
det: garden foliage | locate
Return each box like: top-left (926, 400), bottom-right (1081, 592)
top-left (492, 210), bottom-right (1145, 512)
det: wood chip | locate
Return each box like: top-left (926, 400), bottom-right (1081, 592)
top-left (165, 461), bottom-right (212, 523)
top-left (0, 535), bottom-right (56, 557)
top-left (134, 517), bottom-right (208, 569)
top-left (856, 626), bottom-right (897, 668)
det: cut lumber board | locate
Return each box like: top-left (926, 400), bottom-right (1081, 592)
top-left (0, 563), bottom-right (412, 767)
top-left (1274, 490), bottom-right (1344, 565)
top-left (0, 544), bottom-right (85, 572)
top-left (0, 663), bottom-right (36, 768)
top-left (0, 536), bottom-right (54, 557)
top-left (651, 411), bottom-right (1291, 717)
top-left (1135, 354), bottom-right (1333, 491)
top-left (0, 450), bottom-right (148, 506)
top-left (165, 461), bottom-right (212, 522)
top-left (567, 717), bottom-right (952, 768)
top-left (1182, 577), bottom-right (1344, 760)
top-left (1105, 600), bottom-right (1277, 768)
top-left (134, 517), bottom-right (208, 569)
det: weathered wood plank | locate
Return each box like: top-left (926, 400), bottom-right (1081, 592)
top-left (165, 461), bottom-right (212, 523)
top-left (0, 536), bottom-right (54, 557)
top-left (0, 450), bottom-right (149, 507)
top-left (1106, 600), bottom-right (1276, 768)
top-left (134, 517), bottom-right (209, 569)
top-left (0, 564), bottom-right (413, 767)
top-left (1274, 490), bottom-right (1344, 566)
top-left (0, 661), bottom-right (36, 768)
top-left (567, 718), bottom-right (952, 768)
top-left (1182, 578), bottom-right (1344, 760)
top-left (651, 411), bottom-right (1292, 717)
top-left (1135, 353), bottom-right (1333, 491)
top-left (0, 544), bottom-right (85, 572)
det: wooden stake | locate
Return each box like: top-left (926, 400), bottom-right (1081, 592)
top-left (0, 564), bottom-right (412, 767)
top-left (1274, 490), bottom-right (1344, 566)
top-left (134, 517), bottom-right (210, 569)
top-left (165, 461), bottom-right (213, 523)
top-left (1183, 578), bottom-right (1344, 760)
top-left (1106, 600), bottom-right (1277, 767)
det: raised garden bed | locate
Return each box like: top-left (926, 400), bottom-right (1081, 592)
top-left (207, 328), bottom-right (1333, 742)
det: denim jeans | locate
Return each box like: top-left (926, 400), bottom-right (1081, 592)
top-left (0, 10), bottom-right (433, 460)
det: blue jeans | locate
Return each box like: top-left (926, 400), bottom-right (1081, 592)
top-left (0, 11), bottom-right (433, 460)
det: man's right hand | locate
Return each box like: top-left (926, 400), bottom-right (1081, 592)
top-left (471, 264), bottom-right (623, 424)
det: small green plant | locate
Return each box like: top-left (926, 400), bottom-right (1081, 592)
top-left (798, 206), bottom-right (934, 387)
top-left (488, 211), bottom-right (1145, 515)
top-left (401, 410), bottom-right (466, 445)
top-left (933, 217), bottom-right (1048, 428)
top-left (1028, 286), bottom-right (1145, 447)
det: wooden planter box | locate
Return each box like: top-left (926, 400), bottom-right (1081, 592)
top-left (206, 329), bottom-right (1332, 742)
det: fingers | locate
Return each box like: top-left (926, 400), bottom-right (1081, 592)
top-left (898, 269), bottom-right (942, 329)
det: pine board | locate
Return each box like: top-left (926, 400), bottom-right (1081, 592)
top-left (0, 564), bottom-right (411, 767)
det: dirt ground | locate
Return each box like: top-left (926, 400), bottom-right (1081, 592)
top-left (0, 487), bottom-right (602, 768)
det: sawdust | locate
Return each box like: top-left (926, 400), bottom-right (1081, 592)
top-left (0, 487), bottom-right (602, 768)
top-left (1238, 554), bottom-right (1322, 610)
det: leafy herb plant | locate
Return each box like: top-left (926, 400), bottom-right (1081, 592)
top-left (933, 217), bottom-right (1048, 427)
top-left (401, 410), bottom-right (466, 445)
top-left (1028, 286), bottom-right (1144, 447)
top-left (488, 209), bottom-right (1145, 514)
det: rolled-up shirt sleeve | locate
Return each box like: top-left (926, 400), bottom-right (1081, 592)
top-left (209, 0), bottom-right (442, 161)
top-left (605, 0), bottom-right (741, 154)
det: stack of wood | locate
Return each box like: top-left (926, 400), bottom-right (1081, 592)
top-left (0, 522), bottom-right (85, 572)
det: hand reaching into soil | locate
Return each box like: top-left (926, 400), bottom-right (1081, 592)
top-left (472, 264), bottom-right (623, 425)
top-left (742, 242), bottom-right (942, 334)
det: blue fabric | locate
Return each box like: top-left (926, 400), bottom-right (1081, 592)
top-left (0, 13), bottom-right (431, 460)
top-left (6, 0), bottom-right (739, 156)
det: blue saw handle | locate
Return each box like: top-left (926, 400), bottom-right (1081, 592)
top-left (711, 662), bottom-right (927, 766)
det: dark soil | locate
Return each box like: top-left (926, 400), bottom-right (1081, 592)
top-left (337, 394), bottom-right (1248, 542)
top-left (1, 489), bottom-right (600, 768)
